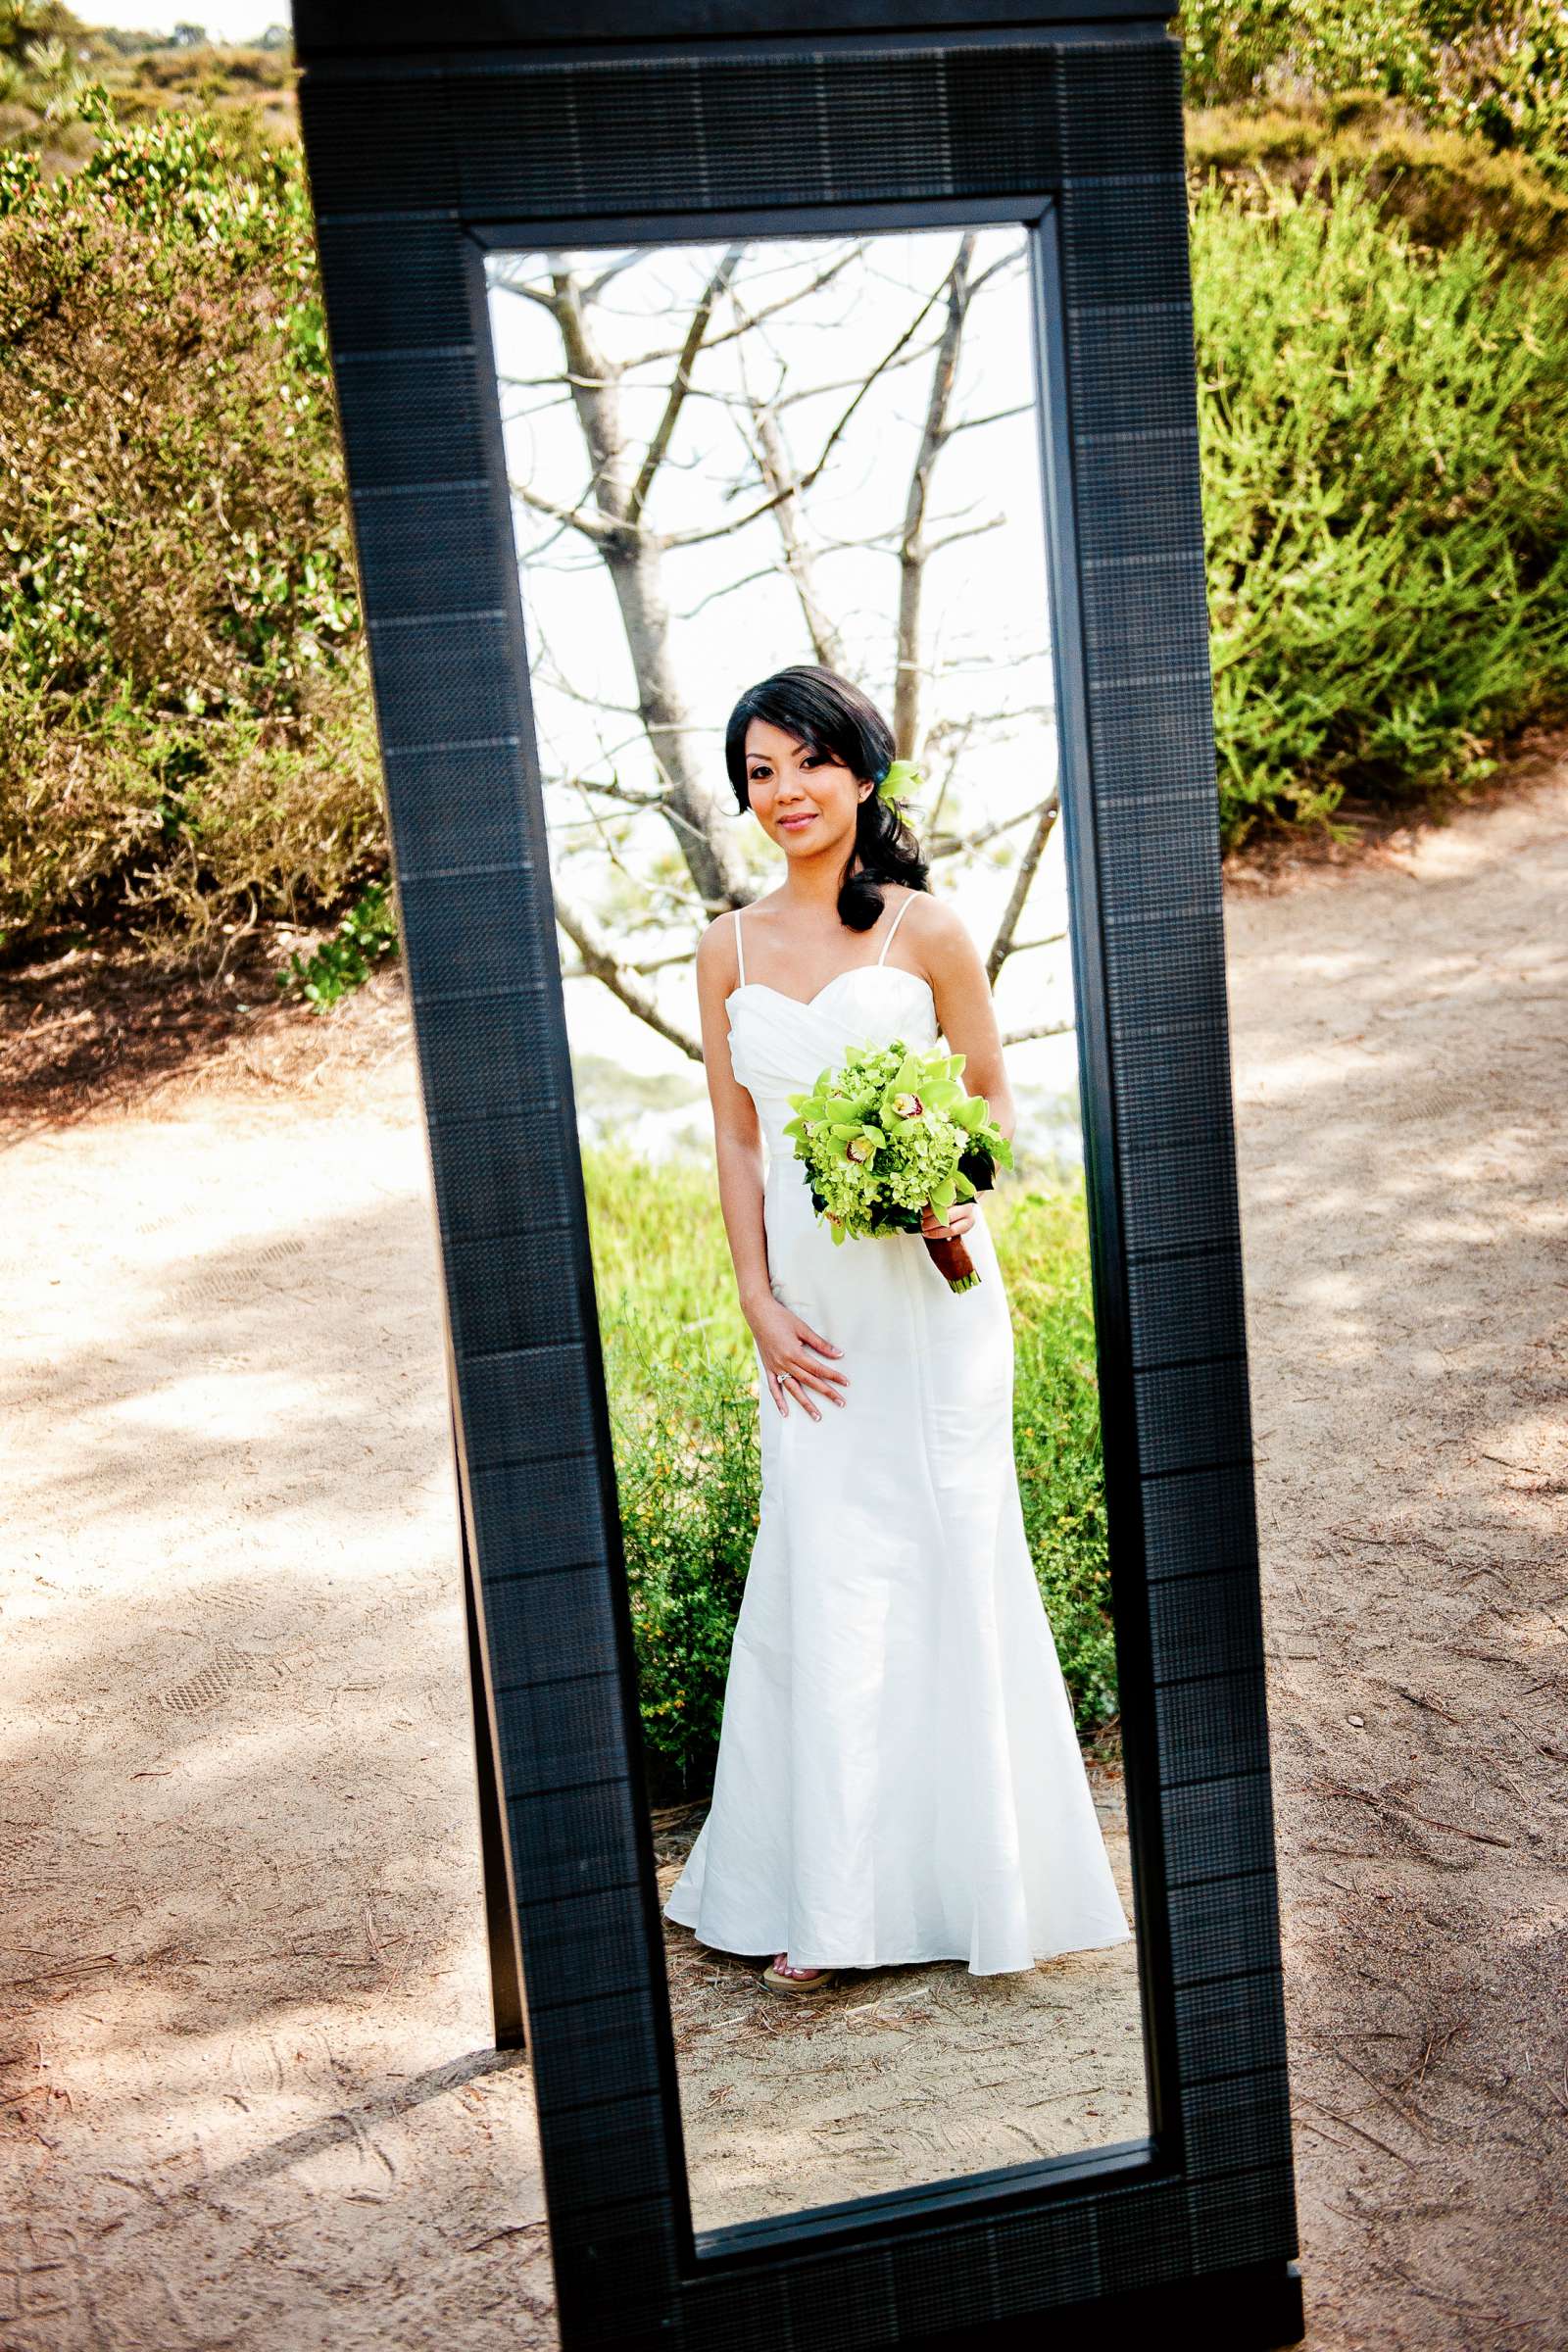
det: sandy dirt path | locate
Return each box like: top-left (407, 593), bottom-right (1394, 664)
top-left (3, 767), bottom-right (1565, 2347)
top-left (1225, 771), bottom-right (1568, 2350)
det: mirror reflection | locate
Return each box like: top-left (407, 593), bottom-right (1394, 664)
top-left (485, 227), bottom-right (1148, 2230)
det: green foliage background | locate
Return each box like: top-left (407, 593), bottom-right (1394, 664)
top-left (1, 15), bottom-right (1565, 959)
top-left (1196, 168), bottom-right (1568, 835)
top-left (0, 87), bottom-right (377, 958)
top-left (1177, 0), bottom-right (1568, 183)
top-left (585, 1152), bottom-right (1115, 1795)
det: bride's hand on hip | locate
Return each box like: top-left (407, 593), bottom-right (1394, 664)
top-left (747, 1296), bottom-right (847, 1421)
top-left (921, 1200), bottom-right (977, 1241)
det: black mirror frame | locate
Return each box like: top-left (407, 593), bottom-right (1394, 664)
top-left (291, 8), bottom-right (1304, 2346)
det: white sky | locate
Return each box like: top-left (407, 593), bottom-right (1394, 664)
top-left (484, 226), bottom-right (1085, 1168)
top-left (75, 5), bottom-right (286, 39)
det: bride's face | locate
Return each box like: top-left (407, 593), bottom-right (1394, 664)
top-left (743, 718), bottom-right (873, 859)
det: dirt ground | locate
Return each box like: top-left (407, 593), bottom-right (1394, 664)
top-left (652, 1789), bottom-right (1145, 2231)
top-left (1224, 762), bottom-right (1568, 2350)
top-left (3, 756), bottom-right (1566, 2346)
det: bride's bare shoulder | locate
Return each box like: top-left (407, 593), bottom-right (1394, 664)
top-left (893, 884), bottom-right (982, 988)
top-left (696, 895), bottom-right (779, 990)
top-left (695, 910), bottom-right (738, 984)
top-left (897, 886), bottom-right (972, 956)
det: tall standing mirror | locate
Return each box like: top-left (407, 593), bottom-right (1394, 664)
top-left (485, 224), bottom-right (1150, 2231)
top-left (296, 12), bottom-right (1303, 2341)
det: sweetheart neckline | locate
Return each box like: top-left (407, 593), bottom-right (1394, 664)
top-left (728, 966), bottom-right (935, 1016)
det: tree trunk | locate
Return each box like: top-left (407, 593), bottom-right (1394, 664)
top-left (602, 535), bottom-right (752, 912)
top-left (893, 235), bottom-right (976, 760)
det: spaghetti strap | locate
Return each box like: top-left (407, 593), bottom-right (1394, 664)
top-left (876, 891), bottom-right (916, 966)
top-left (733, 905), bottom-right (747, 987)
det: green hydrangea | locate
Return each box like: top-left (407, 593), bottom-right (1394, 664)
top-left (783, 1040), bottom-right (1013, 1244)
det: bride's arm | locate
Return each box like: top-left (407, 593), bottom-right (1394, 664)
top-left (694, 919), bottom-right (771, 1320)
top-left (911, 896), bottom-right (1018, 1144)
top-left (695, 919), bottom-right (848, 1420)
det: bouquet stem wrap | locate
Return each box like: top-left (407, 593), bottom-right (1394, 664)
top-left (924, 1230), bottom-right (980, 1293)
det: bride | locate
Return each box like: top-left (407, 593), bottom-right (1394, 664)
top-left (662, 664), bottom-right (1132, 1995)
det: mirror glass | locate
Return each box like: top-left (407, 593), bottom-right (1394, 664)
top-left (485, 226), bottom-right (1148, 2230)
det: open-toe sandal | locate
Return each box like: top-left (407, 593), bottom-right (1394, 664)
top-left (762, 1958), bottom-right (838, 1998)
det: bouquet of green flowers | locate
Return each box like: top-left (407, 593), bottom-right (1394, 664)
top-left (782, 1039), bottom-right (1014, 1293)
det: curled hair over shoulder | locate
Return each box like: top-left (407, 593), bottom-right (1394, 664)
top-left (724, 663), bottom-right (930, 933)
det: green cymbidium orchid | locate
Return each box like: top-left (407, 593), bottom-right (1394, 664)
top-left (784, 1038), bottom-right (1014, 1272)
top-left (875, 759), bottom-right (922, 808)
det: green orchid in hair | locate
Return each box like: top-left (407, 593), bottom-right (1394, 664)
top-left (875, 758), bottom-right (922, 808)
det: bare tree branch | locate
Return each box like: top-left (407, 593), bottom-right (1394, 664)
top-left (525, 264), bottom-right (753, 911)
top-left (672, 562), bottom-right (787, 621)
top-left (746, 393), bottom-right (850, 673)
top-left (918, 712), bottom-right (977, 844)
top-left (490, 273), bottom-right (561, 314)
top-left (564, 770), bottom-right (718, 903)
top-left (765, 333), bottom-right (948, 412)
top-left (927, 792), bottom-right (1056, 859)
top-left (924, 515), bottom-right (1005, 558)
top-left (967, 250), bottom-right (1028, 300)
top-left (987, 794), bottom-right (1060, 982)
top-left (581, 251), bottom-right (648, 303)
top-left (521, 637), bottom-right (644, 723)
top-left (658, 477), bottom-right (804, 553)
top-left (617, 245), bottom-right (863, 369)
top-left (509, 477), bottom-right (618, 544)
top-left (1000, 1020), bottom-right (1074, 1046)
top-left (554, 888), bottom-right (703, 1060)
top-left (661, 266), bottom-right (955, 555)
top-left (627, 244), bottom-right (746, 525)
top-left (895, 233), bottom-right (977, 758)
top-left (497, 368), bottom-right (617, 394)
top-left (944, 401), bottom-right (1034, 436)
top-left (567, 773), bottom-right (667, 810)
top-left (501, 230), bottom-right (1053, 1053)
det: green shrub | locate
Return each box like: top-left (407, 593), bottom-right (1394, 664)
top-left (1178, 0), bottom-right (1436, 115)
top-left (1194, 164), bottom-right (1568, 841)
top-left (1187, 101), bottom-right (1568, 265)
top-left (583, 1150), bottom-right (752, 1368)
top-left (585, 1151), bottom-right (1118, 1791)
top-left (603, 1309), bottom-right (761, 1797)
top-left (276, 879), bottom-right (398, 1010)
top-left (1176, 0), bottom-right (1568, 191)
top-left (993, 1183), bottom-right (1119, 1736)
top-left (0, 87), bottom-right (382, 958)
top-left (8, 52), bottom-right (1566, 961)
top-left (1429, 3), bottom-right (1568, 183)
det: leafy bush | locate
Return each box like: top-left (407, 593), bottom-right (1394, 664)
top-left (1179, 0), bottom-right (1438, 115)
top-left (604, 1310), bottom-right (761, 1798)
top-left (993, 1183), bottom-right (1119, 1736)
top-left (1186, 98), bottom-right (1568, 266)
top-left (276, 880), bottom-right (398, 1010)
top-left (6, 51), bottom-right (1566, 964)
top-left (1177, 0), bottom-right (1568, 190)
top-left (584, 1150), bottom-right (750, 1367)
top-left (0, 87), bottom-right (383, 959)
top-left (1194, 164), bottom-right (1568, 841)
top-left (584, 1151), bottom-right (1117, 1793)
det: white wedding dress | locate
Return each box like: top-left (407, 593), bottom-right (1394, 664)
top-left (662, 897), bottom-right (1133, 1975)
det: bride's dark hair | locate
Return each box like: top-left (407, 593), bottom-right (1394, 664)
top-left (724, 663), bottom-right (930, 933)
